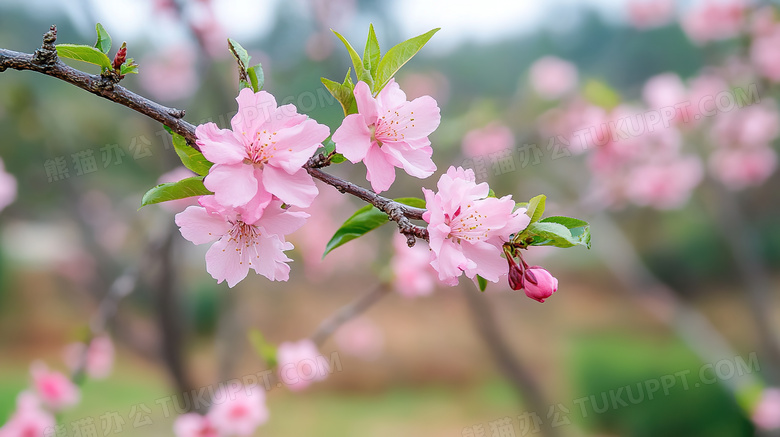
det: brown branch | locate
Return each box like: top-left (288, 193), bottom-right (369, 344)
top-left (310, 283), bottom-right (391, 347)
top-left (0, 25), bottom-right (429, 245)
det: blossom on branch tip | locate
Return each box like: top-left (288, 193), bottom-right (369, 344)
top-left (207, 387), bottom-right (269, 436)
top-left (332, 79), bottom-right (440, 193)
top-left (422, 166), bottom-right (530, 286)
top-left (0, 392), bottom-right (55, 437)
top-left (173, 413), bottom-right (219, 437)
top-left (522, 266), bottom-right (558, 303)
top-left (197, 88), bottom-right (330, 211)
top-left (175, 196), bottom-right (307, 287)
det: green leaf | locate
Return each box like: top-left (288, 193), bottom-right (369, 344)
top-left (140, 177), bottom-right (212, 207)
top-left (119, 59), bottom-right (138, 75)
top-left (363, 24), bottom-right (381, 78)
top-left (56, 44), bottom-right (112, 70)
top-left (332, 29), bottom-right (369, 87)
top-left (173, 133), bottom-right (213, 176)
top-left (477, 275), bottom-right (488, 292)
top-left (525, 222), bottom-right (576, 248)
top-left (525, 194), bottom-right (546, 224)
top-left (330, 153), bottom-right (347, 164)
top-left (583, 79), bottom-right (621, 110)
top-left (321, 75), bottom-right (357, 117)
top-left (248, 329), bottom-right (277, 368)
top-left (323, 197), bottom-right (425, 257)
top-left (228, 38), bottom-right (251, 70)
top-left (323, 204), bottom-right (387, 257)
top-left (94, 23), bottom-right (112, 54)
top-left (247, 63), bottom-right (264, 92)
top-left (539, 216), bottom-right (591, 249)
top-left (374, 28), bottom-right (439, 94)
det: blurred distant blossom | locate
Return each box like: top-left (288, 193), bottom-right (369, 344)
top-left (391, 233), bottom-right (435, 298)
top-left (624, 156), bottom-right (704, 209)
top-left (750, 6), bottom-right (777, 36)
top-left (626, 0), bottom-right (675, 29)
top-left (681, 0), bottom-right (746, 44)
top-left (529, 56), bottom-right (578, 100)
top-left (399, 71), bottom-right (451, 104)
top-left (333, 79), bottom-right (440, 193)
top-left (461, 123), bottom-right (515, 158)
top-left (0, 392), bottom-right (55, 437)
top-left (63, 335), bottom-right (115, 380)
top-left (30, 362), bottom-right (80, 412)
top-left (139, 44), bottom-right (199, 102)
top-left (334, 316), bottom-right (384, 361)
top-left (642, 72), bottom-right (729, 126)
top-left (751, 24), bottom-right (780, 82)
top-left (173, 413), bottom-right (219, 437)
top-left (0, 157), bottom-right (17, 213)
top-left (423, 167), bottom-right (529, 286)
top-left (709, 146), bottom-right (777, 190)
top-left (207, 387), bottom-right (268, 436)
top-left (712, 101), bottom-right (780, 148)
top-left (753, 387), bottom-right (780, 430)
top-left (276, 339), bottom-right (330, 391)
top-left (188, 0), bottom-right (228, 59)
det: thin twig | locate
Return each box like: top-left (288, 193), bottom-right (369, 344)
top-left (0, 25), bottom-right (429, 245)
top-left (310, 283), bottom-right (392, 347)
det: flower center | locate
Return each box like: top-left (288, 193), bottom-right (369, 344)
top-left (242, 129), bottom-right (279, 165)
top-left (445, 204), bottom-right (491, 242)
top-left (374, 108), bottom-right (414, 144)
top-left (226, 220), bottom-right (262, 266)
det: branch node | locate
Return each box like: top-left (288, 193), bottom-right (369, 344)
top-left (33, 25), bottom-right (58, 65)
top-left (168, 108), bottom-right (186, 119)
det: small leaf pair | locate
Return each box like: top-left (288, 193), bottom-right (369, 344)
top-left (56, 23), bottom-right (138, 75)
top-left (228, 38), bottom-right (264, 93)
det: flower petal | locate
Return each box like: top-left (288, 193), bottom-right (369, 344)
top-left (354, 81), bottom-right (378, 124)
top-left (268, 119), bottom-right (330, 173)
top-left (460, 240), bottom-right (505, 283)
top-left (175, 206), bottom-right (230, 245)
top-left (204, 163), bottom-right (259, 208)
top-left (196, 123), bottom-right (246, 165)
top-left (262, 165), bottom-right (318, 207)
top-left (381, 142), bottom-right (436, 179)
top-left (364, 144), bottom-right (396, 193)
top-left (205, 236), bottom-right (250, 288)
top-left (333, 114), bottom-right (373, 163)
top-left (232, 88), bottom-right (278, 134)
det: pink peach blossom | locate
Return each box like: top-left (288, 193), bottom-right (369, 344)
top-left (63, 335), bottom-right (115, 380)
top-left (0, 157), bottom-right (17, 213)
top-left (30, 362), bottom-right (80, 412)
top-left (208, 387), bottom-right (268, 436)
top-left (752, 387), bottom-right (780, 430)
top-left (681, 0), bottom-right (745, 44)
top-left (712, 101), bottom-right (780, 148)
top-left (627, 0), bottom-right (675, 29)
top-left (423, 167), bottom-right (530, 286)
top-left (391, 233), bottom-right (435, 298)
top-left (332, 79), bottom-right (440, 193)
top-left (139, 44), bottom-right (199, 102)
top-left (709, 146), bottom-right (778, 190)
top-left (173, 413), bottom-right (220, 437)
top-left (175, 196), bottom-right (307, 287)
top-left (334, 317), bottom-right (384, 361)
top-left (751, 24), bottom-right (780, 82)
top-left (461, 123), bottom-right (515, 158)
top-left (625, 156), bottom-right (704, 209)
top-left (0, 392), bottom-right (55, 437)
top-left (197, 87), bottom-right (330, 210)
top-left (529, 56), bottom-right (578, 100)
top-left (157, 167), bottom-right (200, 213)
top-left (276, 339), bottom-right (330, 391)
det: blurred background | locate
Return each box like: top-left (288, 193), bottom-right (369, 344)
top-left (1, 0), bottom-right (780, 435)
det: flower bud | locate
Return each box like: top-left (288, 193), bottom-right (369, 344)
top-left (523, 266), bottom-right (558, 303)
top-left (506, 256), bottom-right (524, 291)
top-left (112, 42), bottom-right (127, 71)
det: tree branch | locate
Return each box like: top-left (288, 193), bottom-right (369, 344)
top-left (0, 25), bottom-right (429, 245)
top-left (310, 283), bottom-right (391, 347)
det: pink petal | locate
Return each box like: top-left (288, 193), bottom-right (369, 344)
top-left (258, 202), bottom-right (310, 236)
top-left (268, 119), bottom-right (330, 173)
top-left (196, 123), bottom-right (247, 165)
top-left (262, 165), bottom-right (318, 207)
top-left (232, 88), bottom-right (278, 134)
top-left (390, 96), bottom-right (441, 139)
top-left (205, 236), bottom-right (251, 288)
top-left (236, 179), bottom-right (274, 225)
top-left (460, 240), bottom-right (505, 282)
top-left (204, 163), bottom-right (259, 208)
top-left (175, 206), bottom-right (230, 245)
top-left (376, 78), bottom-right (407, 110)
top-left (364, 144), bottom-right (396, 193)
top-left (381, 142), bottom-right (436, 178)
top-left (430, 239), bottom-right (468, 286)
top-left (333, 114), bottom-right (373, 163)
top-left (250, 235), bottom-right (293, 281)
top-left (354, 81), bottom-right (378, 123)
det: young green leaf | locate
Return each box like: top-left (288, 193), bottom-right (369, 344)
top-left (373, 28), bottom-right (440, 93)
top-left (363, 24), bottom-right (381, 78)
top-left (330, 153), bottom-right (347, 164)
top-left (321, 76), bottom-right (357, 117)
top-left (248, 329), bottom-right (277, 368)
top-left (172, 133), bottom-right (213, 176)
top-left (332, 29), bottom-right (368, 84)
top-left (525, 222), bottom-right (576, 248)
top-left (227, 38), bottom-right (251, 70)
top-left (525, 194), bottom-right (546, 224)
top-left (140, 177), bottom-right (212, 207)
top-left (94, 23), bottom-right (112, 54)
top-left (56, 44), bottom-right (113, 71)
top-left (539, 216), bottom-right (591, 249)
top-left (247, 63), bottom-right (264, 92)
top-left (323, 197), bottom-right (426, 257)
top-left (583, 79), bottom-right (621, 110)
top-left (477, 275), bottom-right (488, 292)
top-left (119, 59), bottom-right (138, 75)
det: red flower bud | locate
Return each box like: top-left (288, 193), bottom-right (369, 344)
top-left (112, 42), bottom-right (127, 71)
top-left (523, 267), bottom-right (558, 303)
top-left (506, 256), bottom-right (524, 290)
